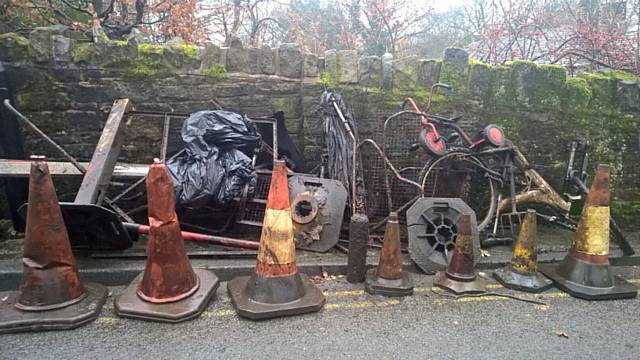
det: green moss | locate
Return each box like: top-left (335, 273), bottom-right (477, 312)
top-left (202, 64), bottom-right (227, 81)
top-left (176, 43), bottom-right (198, 58)
top-left (0, 32), bottom-right (30, 61)
top-left (139, 44), bottom-right (164, 56)
top-left (565, 77), bottom-right (592, 110)
top-left (14, 67), bottom-right (70, 110)
top-left (126, 57), bottom-right (164, 79)
top-left (320, 70), bottom-right (340, 88)
top-left (610, 70), bottom-right (637, 81)
top-left (71, 42), bottom-right (97, 63)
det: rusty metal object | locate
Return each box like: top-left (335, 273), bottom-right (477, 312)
top-left (289, 175), bottom-right (348, 252)
top-left (347, 213), bottom-right (369, 283)
top-left (123, 223), bottom-right (259, 250)
top-left (115, 160), bottom-right (219, 322)
top-left (227, 161), bottom-right (325, 320)
top-left (540, 165), bottom-right (637, 300)
top-left (407, 198), bottom-right (480, 272)
top-left (433, 214), bottom-right (486, 294)
top-left (365, 212), bottom-right (413, 297)
top-left (493, 210), bottom-right (553, 293)
top-left (0, 157), bottom-right (107, 334)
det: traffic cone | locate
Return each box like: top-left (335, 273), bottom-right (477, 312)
top-left (0, 156), bottom-right (107, 334)
top-left (115, 159), bottom-right (219, 322)
top-left (227, 160), bottom-right (325, 319)
top-left (493, 209), bottom-right (552, 293)
top-left (433, 214), bottom-right (486, 294)
top-left (540, 165), bottom-right (637, 300)
top-left (365, 212), bottom-right (413, 296)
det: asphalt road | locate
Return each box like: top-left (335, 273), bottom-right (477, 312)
top-left (1, 266), bottom-right (639, 360)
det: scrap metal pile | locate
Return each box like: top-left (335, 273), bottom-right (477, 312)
top-left (0, 73), bottom-right (637, 333)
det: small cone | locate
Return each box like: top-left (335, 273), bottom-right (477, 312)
top-left (227, 160), bottom-right (325, 319)
top-left (365, 212), bottom-right (413, 296)
top-left (433, 214), bottom-right (486, 294)
top-left (493, 210), bottom-right (552, 293)
top-left (115, 159), bottom-right (219, 322)
top-left (540, 165), bottom-right (637, 300)
top-left (0, 156), bottom-right (107, 334)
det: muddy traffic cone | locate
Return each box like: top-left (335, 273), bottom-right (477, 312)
top-left (227, 160), bottom-right (325, 319)
top-left (365, 212), bottom-right (413, 296)
top-left (0, 156), bottom-right (107, 334)
top-left (493, 209), bottom-right (552, 293)
top-left (433, 214), bottom-right (486, 294)
top-left (540, 165), bottom-right (637, 300)
top-left (115, 159), bottom-right (219, 322)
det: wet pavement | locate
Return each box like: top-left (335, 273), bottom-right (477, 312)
top-left (1, 266), bottom-right (639, 359)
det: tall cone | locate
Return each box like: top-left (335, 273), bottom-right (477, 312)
top-left (493, 209), bottom-right (552, 292)
top-left (433, 214), bottom-right (486, 294)
top-left (540, 165), bottom-right (637, 300)
top-left (115, 159), bottom-right (219, 322)
top-left (365, 212), bottom-right (413, 296)
top-left (0, 156), bottom-right (107, 334)
top-left (227, 160), bottom-right (325, 319)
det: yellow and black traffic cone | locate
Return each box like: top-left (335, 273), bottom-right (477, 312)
top-left (540, 165), bottom-right (637, 300)
top-left (433, 214), bottom-right (486, 294)
top-left (227, 160), bottom-right (325, 319)
top-left (493, 209), bottom-right (552, 293)
top-left (115, 159), bottom-right (219, 322)
top-left (365, 212), bottom-right (413, 296)
top-left (0, 156), bottom-right (107, 334)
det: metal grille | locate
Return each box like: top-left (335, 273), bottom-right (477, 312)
top-left (360, 111), bottom-right (433, 222)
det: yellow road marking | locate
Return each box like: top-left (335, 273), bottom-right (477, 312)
top-left (201, 309), bottom-right (235, 318)
top-left (94, 317), bottom-right (119, 324)
top-left (325, 299), bottom-right (401, 310)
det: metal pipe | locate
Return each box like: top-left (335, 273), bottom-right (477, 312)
top-left (330, 97), bottom-right (358, 214)
top-left (123, 222), bottom-right (259, 250)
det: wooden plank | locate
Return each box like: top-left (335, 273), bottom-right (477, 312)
top-left (0, 160), bottom-right (148, 178)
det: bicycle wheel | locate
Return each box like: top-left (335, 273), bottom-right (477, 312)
top-left (418, 150), bottom-right (498, 231)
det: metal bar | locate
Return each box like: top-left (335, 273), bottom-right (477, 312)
top-left (123, 223), bottom-right (259, 250)
top-left (160, 113), bottom-right (170, 161)
top-left (0, 160), bottom-right (146, 178)
top-left (75, 99), bottom-right (132, 205)
top-left (4, 99), bottom-right (86, 173)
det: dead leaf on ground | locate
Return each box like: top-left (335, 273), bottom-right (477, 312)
top-left (480, 249), bottom-right (491, 257)
top-left (534, 304), bottom-right (550, 311)
top-left (555, 330), bottom-right (569, 338)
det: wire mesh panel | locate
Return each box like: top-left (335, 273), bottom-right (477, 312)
top-left (360, 111), bottom-right (432, 222)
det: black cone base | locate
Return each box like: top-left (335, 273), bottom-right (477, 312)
top-left (539, 259), bottom-right (637, 300)
top-left (115, 269), bottom-right (219, 323)
top-left (493, 267), bottom-right (553, 293)
top-left (227, 273), bottom-right (325, 320)
top-left (434, 271), bottom-right (486, 294)
top-left (0, 282), bottom-right (107, 334)
top-left (365, 269), bottom-right (413, 297)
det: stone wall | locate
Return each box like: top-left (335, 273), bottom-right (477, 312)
top-left (0, 26), bottom-right (639, 228)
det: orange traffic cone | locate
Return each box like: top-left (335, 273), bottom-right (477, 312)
top-left (540, 165), bottom-right (637, 300)
top-left (227, 160), bottom-right (325, 319)
top-left (493, 209), bottom-right (552, 293)
top-left (0, 156), bottom-right (107, 334)
top-left (433, 214), bottom-right (486, 294)
top-left (115, 159), bottom-right (219, 322)
top-left (365, 212), bottom-right (413, 296)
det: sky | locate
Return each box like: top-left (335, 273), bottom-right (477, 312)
top-left (431, 0), bottom-right (468, 13)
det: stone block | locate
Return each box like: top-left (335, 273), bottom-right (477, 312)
top-left (417, 59), bottom-right (441, 88)
top-left (358, 55), bottom-right (381, 88)
top-left (226, 37), bottom-right (248, 73)
top-left (304, 53), bottom-right (319, 77)
top-left (163, 40), bottom-right (201, 71)
top-left (277, 43), bottom-right (303, 78)
top-left (0, 33), bottom-right (30, 62)
top-left (617, 80), bottom-right (640, 112)
top-left (248, 46), bottom-right (274, 75)
top-left (467, 62), bottom-right (494, 103)
top-left (324, 49), bottom-right (337, 78)
top-left (200, 42), bottom-right (224, 70)
top-left (381, 53), bottom-right (394, 90)
top-left (338, 50), bottom-right (358, 83)
top-left (440, 47), bottom-right (469, 93)
top-left (29, 25), bottom-right (70, 62)
top-left (392, 55), bottom-right (418, 89)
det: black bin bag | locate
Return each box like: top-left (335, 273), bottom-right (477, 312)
top-left (167, 110), bottom-right (260, 209)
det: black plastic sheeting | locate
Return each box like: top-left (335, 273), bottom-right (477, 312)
top-left (0, 63), bottom-right (28, 231)
top-left (255, 111), bottom-right (306, 171)
top-left (167, 110), bottom-right (260, 209)
top-left (320, 91), bottom-right (365, 212)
